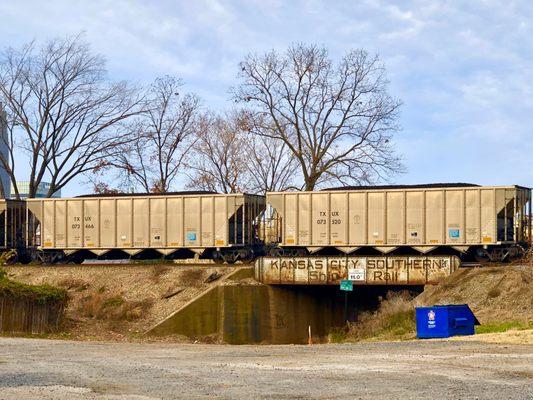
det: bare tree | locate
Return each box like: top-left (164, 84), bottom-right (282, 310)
top-left (0, 35), bottom-right (142, 198)
top-left (245, 134), bottom-right (298, 193)
top-left (100, 76), bottom-right (201, 193)
top-left (187, 112), bottom-right (252, 193)
top-left (235, 43), bottom-right (403, 191)
top-left (187, 111), bottom-right (298, 194)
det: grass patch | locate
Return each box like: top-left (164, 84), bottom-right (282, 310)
top-left (332, 291), bottom-right (417, 342)
top-left (487, 287), bottom-right (501, 298)
top-left (57, 278), bottom-right (89, 291)
top-left (525, 247), bottom-right (533, 267)
top-left (78, 293), bottom-right (153, 321)
top-left (476, 321), bottom-right (533, 334)
top-left (127, 331), bottom-right (145, 340)
top-left (328, 329), bottom-right (347, 343)
top-left (103, 296), bottom-right (126, 307)
top-left (0, 265), bottom-right (68, 305)
top-left (179, 269), bottom-right (205, 287)
top-left (0, 331), bottom-right (73, 340)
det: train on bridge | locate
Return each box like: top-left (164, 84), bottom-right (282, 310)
top-left (0, 184), bottom-right (530, 264)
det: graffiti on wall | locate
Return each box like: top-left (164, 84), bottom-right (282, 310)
top-left (255, 256), bottom-right (460, 285)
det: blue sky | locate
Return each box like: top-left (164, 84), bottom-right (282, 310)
top-left (0, 0), bottom-right (531, 196)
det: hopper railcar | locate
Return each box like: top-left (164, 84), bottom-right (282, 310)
top-left (265, 184), bottom-right (531, 262)
top-left (24, 192), bottom-right (265, 263)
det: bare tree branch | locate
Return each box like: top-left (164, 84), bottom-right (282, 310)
top-left (234, 43), bottom-right (404, 191)
top-left (187, 111), bottom-right (298, 194)
top-left (0, 34), bottom-right (143, 198)
top-left (96, 76), bottom-right (201, 193)
top-left (238, 112), bottom-right (299, 193)
top-left (186, 112), bottom-right (251, 193)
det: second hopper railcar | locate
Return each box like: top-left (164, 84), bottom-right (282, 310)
top-left (265, 184), bottom-right (532, 261)
top-left (25, 192), bottom-right (265, 263)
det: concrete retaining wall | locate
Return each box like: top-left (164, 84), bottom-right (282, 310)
top-left (148, 284), bottom-right (347, 344)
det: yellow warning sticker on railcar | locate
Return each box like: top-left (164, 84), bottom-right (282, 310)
top-left (215, 240), bottom-right (225, 245)
top-left (286, 238), bottom-right (295, 244)
top-left (482, 236), bottom-right (493, 243)
top-left (43, 242), bottom-right (52, 247)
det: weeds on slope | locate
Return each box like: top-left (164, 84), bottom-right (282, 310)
top-left (77, 293), bottom-right (153, 321)
top-left (330, 291), bottom-right (416, 343)
top-left (476, 321), bottom-right (533, 334)
top-left (525, 247), bottom-right (533, 267)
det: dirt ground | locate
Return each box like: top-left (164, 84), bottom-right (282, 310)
top-left (449, 329), bottom-right (533, 344)
top-left (4, 264), bottom-right (248, 341)
top-left (416, 263), bottom-right (533, 324)
top-left (0, 337), bottom-right (531, 400)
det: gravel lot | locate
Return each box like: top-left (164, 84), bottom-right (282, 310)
top-left (0, 338), bottom-right (531, 399)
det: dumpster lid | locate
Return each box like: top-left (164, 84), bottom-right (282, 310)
top-left (416, 304), bottom-right (480, 325)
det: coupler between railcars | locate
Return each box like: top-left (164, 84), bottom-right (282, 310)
top-left (213, 244), bottom-right (265, 264)
top-left (29, 249), bottom-right (66, 264)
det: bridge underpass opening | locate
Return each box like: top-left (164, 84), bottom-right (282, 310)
top-left (148, 282), bottom-right (423, 344)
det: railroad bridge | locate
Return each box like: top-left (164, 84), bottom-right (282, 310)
top-left (150, 256), bottom-right (461, 344)
top-left (254, 255), bottom-right (460, 286)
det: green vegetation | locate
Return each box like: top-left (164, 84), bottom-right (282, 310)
top-left (103, 296), bottom-right (126, 308)
top-left (0, 250), bottom-right (18, 267)
top-left (377, 309), bottom-right (416, 338)
top-left (57, 278), bottom-right (89, 292)
top-left (78, 292), bottom-right (152, 321)
top-left (0, 331), bottom-right (73, 340)
top-left (487, 287), bottom-right (501, 298)
top-left (0, 264), bottom-right (68, 305)
top-left (525, 247), bottom-right (533, 267)
top-left (330, 291), bottom-right (417, 343)
top-left (476, 321), bottom-right (533, 334)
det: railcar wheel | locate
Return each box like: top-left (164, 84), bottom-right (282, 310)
top-left (474, 248), bottom-right (490, 263)
top-left (30, 250), bottom-right (43, 264)
top-left (508, 245), bottom-right (524, 261)
top-left (212, 250), bottom-right (224, 264)
top-left (221, 251), bottom-right (238, 264)
top-left (239, 249), bottom-right (255, 264)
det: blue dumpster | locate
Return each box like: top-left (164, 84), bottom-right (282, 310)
top-left (415, 304), bottom-right (480, 339)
